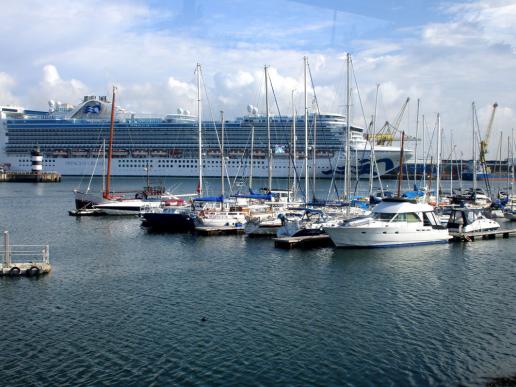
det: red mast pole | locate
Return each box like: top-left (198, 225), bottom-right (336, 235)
top-left (104, 86), bottom-right (116, 199)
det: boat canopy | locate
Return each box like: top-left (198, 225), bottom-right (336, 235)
top-left (193, 195), bottom-right (224, 202)
top-left (373, 199), bottom-right (434, 214)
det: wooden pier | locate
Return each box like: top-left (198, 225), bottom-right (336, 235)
top-left (1, 231), bottom-right (51, 277)
top-left (449, 228), bottom-right (516, 241)
top-left (195, 226), bottom-right (245, 236)
top-left (274, 234), bottom-right (334, 249)
top-left (0, 171), bottom-right (61, 183)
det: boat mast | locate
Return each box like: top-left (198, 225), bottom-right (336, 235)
top-left (397, 131), bottom-right (405, 197)
top-left (345, 53), bottom-right (351, 202)
top-left (312, 112), bottom-right (317, 201)
top-left (450, 133), bottom-right (454, 196)
top-left (220, 110), bottom-right (225, 197)
top-left (472, 102), bottom-right (477, 191)
top-left (369, 84), bottom-right (379, 197)
top-left (265, 65), bottom-right (272, 191)
top-left (422, 114), bottom-right (426, 189)
top-left (414, 98), bottom-right (420, 186)
top-left (103, 86), bottom-right (116, 199)
top-left (511, 129), bottom-right (514, 199)
top-left (197, 63), bottom-right (203, 196)
top-left (436, 113), bottom-right (441, 207)
top-left (304, 56), bottom-right (309, 205)
top-left (102, 139), bottom-right (106, 194)
top-left (292, 90), bottom-right (297, 202)
top-left (249, 126), bottom-right (254, 190)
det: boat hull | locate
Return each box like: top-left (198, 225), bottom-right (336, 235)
top-left (142, 212), bottom-right (195, 232)
top-left (325, 226), bottom-right (451, 248)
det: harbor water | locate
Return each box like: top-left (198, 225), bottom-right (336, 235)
top-left (0, 177), bottom-right (515, 385)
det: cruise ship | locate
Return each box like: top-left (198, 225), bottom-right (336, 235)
top-left (0, 95), bottom-right (410, 178)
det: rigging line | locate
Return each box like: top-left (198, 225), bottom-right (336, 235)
top-left (306, 62), bottom-right (320, 115)
top-left (267, 72), bottom-right (286, 147)
top-left (350, 57), bottom-right (369, 131)
top-left (199, 67), bottom-right (222, 151)
top-left (326, 149), bottom-right (343, 201)
top-left (78, 111), bottom-right (110, 190)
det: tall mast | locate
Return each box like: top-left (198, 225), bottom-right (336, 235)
top-left (414, 98), bottom-right (420, 186)
top-left (220, 110), bottom-right (225, 197)
top-left (249, 126), bottom-right (254, 190)
top-left (450, 134), bottom-right (454, 195)
top-left (472, 102), bottom-right (477, 191)
top-left (197, 63), bottom-right (203, 196)
top-left (397, 131), bottom-right (405, 197)
top-left (291, 90), bottom-right (297, 202)
top-left (102, 138), bottom-right (106, 194)
top-left (103, 85), bottom-right (116, 199)
top-left (304, 56), bottom-right (309, 205)
top-left (265, 65), bottom-right (272, 190)
top-left (369, 84), bottom-right (379, 197)
top-left (345, 53), bottom-right (351, 202)
top-left (312, 112), bottom-right (317, 201)
top-left (507, 135), bottom-right (510, 195)
top-left (436, 113), bottom-right (441, 207)
top-left (511, 129), bottom-right (515, 197)
top-left (422, 114), bottom-right (426, 188)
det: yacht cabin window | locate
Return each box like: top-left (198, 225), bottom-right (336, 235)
top-left (372, 212), bottom-right (395, 221)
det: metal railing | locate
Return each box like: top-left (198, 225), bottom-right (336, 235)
top-left (1, 231), bottom-right (49, 267)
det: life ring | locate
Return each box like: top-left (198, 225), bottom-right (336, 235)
top-left (27, 266), bottom-right (40, 277)
top-left (9, 267), bottom-right (21, 276)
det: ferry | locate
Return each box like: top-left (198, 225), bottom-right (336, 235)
top-left (0, 95), bottom-right (411, 178)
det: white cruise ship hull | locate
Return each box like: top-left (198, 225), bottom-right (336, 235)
top-left (5, 148), bottom-right (406, 178)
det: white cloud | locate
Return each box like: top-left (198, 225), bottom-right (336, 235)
top-left (0, 72), bottom-right (19, 105)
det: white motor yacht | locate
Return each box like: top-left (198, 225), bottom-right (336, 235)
top-left (447, 207), bottom-right (501, 233)
top-left (324, 198), bottom-right (451, 248)
top-left (196, 210), bottom-right (247, 228)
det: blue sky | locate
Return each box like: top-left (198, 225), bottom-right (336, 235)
top-left (0, 0), bottom-right (514, 156)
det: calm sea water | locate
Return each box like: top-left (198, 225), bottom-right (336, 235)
top-left (0, 177), bottom-right (515, 386)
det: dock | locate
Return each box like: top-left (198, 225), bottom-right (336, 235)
top-left (195, 226), bottom-right (245, 236)
top-left (1, 231), bottom-right (51, 277)
top-left (274, 234), bottom-right (334, 249)
top-left (0, 171), bottom-right (61, 183)
top-left (450, 228), bottom-right (516, 241)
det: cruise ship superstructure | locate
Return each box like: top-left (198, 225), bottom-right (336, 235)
top-left (0, 96), bottom-right (410, 178)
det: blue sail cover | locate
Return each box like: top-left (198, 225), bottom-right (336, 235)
top-left (193, 195), bottom-right (224, 202)
top-left (402, 190), bottom-right (425, 199)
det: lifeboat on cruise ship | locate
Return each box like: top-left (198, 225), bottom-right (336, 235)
top-left (150, 149), bottom-right (168, 157)
top-left (253, 150), bottom-right (266, 157)
top-left (169, 149), bottom-right (182, 157)
top-left (52, 149), bottom-right (69, 157)
top-left (316, 150), bottom-right (334, 157)
top-left (112, 149), bottom-right (129, 158)
top-left (132, 149), bottom-right (148, 158)
top-left (207, 149), bottom-right (221, 156)
top-left (229, 149), bottom-right (245, 157)
top-left (71, 149), bottom-right (90, 157)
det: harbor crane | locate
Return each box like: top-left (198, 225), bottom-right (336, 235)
top-left (479, 102), bottom-right (498, 164)
top-left (375, 97), bottom-right (410, 145)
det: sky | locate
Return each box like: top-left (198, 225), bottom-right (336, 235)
top-left (1, 0), bottom-right (515, 158)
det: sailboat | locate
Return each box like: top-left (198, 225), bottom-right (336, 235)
top-left (73, 86), bottom-right (178, 215)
